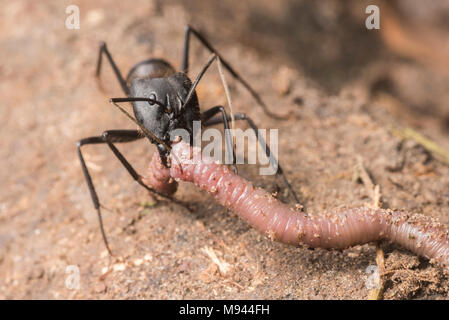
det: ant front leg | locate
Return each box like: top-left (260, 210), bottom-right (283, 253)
top-left (96, 42), bottom-right (130, 95)
top-left (182, 25), bottom-right (287, 120)
top-left (77, 129), bottom-right (186, 255)
top-left (204, 113), bottom-right (300, 204)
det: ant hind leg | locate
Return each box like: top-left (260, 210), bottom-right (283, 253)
top-left (181, 26), bottom-right (288, 120)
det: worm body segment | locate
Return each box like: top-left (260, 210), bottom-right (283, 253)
top-left (147, 141), bottom-right (449, 271)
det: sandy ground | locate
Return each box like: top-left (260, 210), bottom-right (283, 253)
top-left (1, 0), bottom-right (449, 299)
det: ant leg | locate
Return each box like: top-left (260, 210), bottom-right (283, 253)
top-left (96, 42), bottom-right (130, 95)
top-left (204, 113), bottom-right (300, 204)
top-left (181, 25), bottom-right (287, 120)
top-left (202, 106), bottom-right (237, 173)
top-left (77, 130), bottom-right (187, 255)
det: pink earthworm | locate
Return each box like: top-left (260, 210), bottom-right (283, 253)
top-left (143, 141), bottom-right (449, 271)
top-left (141, 151), bottom-right (178, 197)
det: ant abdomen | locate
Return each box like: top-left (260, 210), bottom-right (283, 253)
top-left (126, 58), bottom-right (176, 87)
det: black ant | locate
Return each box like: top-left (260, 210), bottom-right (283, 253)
top-left (77, 26), bottom-right (299, 255)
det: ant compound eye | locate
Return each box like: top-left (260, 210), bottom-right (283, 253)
top-left (148, 93), bottom-right (156, 105)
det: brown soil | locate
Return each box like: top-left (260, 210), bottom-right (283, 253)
top-left (1, 0), bottom-right (449, 299)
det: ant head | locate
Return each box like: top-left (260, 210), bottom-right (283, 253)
top-left (129, 73), bottom-right (201, 158)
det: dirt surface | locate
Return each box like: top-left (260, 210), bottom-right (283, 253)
top-left (1, 0), bottom-right (449, 299)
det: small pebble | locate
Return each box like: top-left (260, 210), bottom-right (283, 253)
top-left (86, 9), bottom-right (104, 26)
top-left (133, 258), bottom-right (144, 266)
top-left (272, 66), bottom-right (294, 96)
top-left (113, 263), bottom-right (126, 272)
top-left (94, 282), bottom-right (106, 294)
